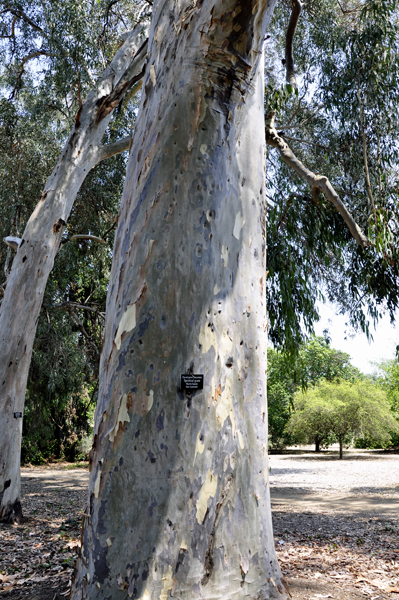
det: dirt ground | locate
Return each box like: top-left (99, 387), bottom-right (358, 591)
top-left (0, 449), bottom-right (398, 599)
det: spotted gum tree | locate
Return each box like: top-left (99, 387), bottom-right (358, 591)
top-left (0, 22), bottom-right (148, 523)
top-left (71, 0), bottom-right (288, 598)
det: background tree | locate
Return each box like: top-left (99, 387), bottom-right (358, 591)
top-left (364, 358), bottom-right (399, 448)
top-left (286, 379), bottom-right (399, 457)
top-left (268, 336), bottom-right (359, 449)
top-left (0, 1), bottom-right (150, 521)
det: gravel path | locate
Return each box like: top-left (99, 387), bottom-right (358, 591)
top-left (269, 449), bottom-right (399, 599)
top-left (269, 448), bottom-right (399, 498)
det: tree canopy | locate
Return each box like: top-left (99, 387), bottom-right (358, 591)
top-left (266, 0), bottom-right (399, 353)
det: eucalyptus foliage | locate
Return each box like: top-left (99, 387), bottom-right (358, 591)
top-left (267, 0), bottom-right (399, 353)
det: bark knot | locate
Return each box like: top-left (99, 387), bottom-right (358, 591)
top-left (53, 218), bottom-right (66, 234)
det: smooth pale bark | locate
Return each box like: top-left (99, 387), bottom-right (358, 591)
top-left (0, 23), bottom-right (149, 522)
top-left (72, 1), bottom-right (287, 599)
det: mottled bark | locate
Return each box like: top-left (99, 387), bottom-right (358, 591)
top-left (0, 23), bottom-right (149, 522)
top-left (72, 1), bottom-right (287, 599)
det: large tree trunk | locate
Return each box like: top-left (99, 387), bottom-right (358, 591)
top-left (72, 1), bottom-right (286, 598)
top-left (0, 23), bottom-right (148, 522)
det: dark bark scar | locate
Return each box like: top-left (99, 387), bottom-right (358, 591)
top-left (201, 475), bottom-right (233, 586)
top-left (53, 218), bottom-right (66, 234)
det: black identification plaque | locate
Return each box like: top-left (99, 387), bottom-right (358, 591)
top-left (181, 374), bottom-right (204, 392)
top-left (14, 412), bottom-right (23, 419)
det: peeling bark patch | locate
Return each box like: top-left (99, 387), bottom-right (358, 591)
top-left (109, 393), bottom-right (130, 442)
top-left (196, 470), bottom-right (218, 524)
top-left (94, 469), bottom-right (102, 498)
top-left (95, 66), bottom-right (146, 124)
top-left (233, 211), bottom-right (245, 239)
top-left (160, 566), bottom-right (173, 600)
top-left (237, 429), bottom-right (245, 449)
top-left (147, 390), bottom-right (154, 411)
top-left (53, 218), bottom-right (66, 234)
top-left (150, 65), bottom-right (157, 86)
top-left (115, 304), bottom-right (137, 350)
top-left (199, 323), bottom-right (217, 354)
top-left (3, 480), bottom-right (11, 491)
top-left (216, 378), bottom-right (236, 434)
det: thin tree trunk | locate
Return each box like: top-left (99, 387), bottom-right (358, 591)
top-left (71, 1), bottom-right (287, 598)
top-left (315, 438), bottom-right (320, 452)
top-left (339, 438), bottom-right (343, 459)
top-left (0, 23), bottom-right (149, 522)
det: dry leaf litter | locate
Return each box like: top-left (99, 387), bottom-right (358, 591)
top-left (0, 449), bottom-right (397, 599)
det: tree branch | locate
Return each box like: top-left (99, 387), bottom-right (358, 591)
top-left (102, 215), bottom-right (118, 241)
top-left (68, 234), bottom-right (105, 244)
top-left (54, 301), bottom-right (105, 319)
top-left (3, 236), bottom-right (21, 251)
top-left (94, 136), bottom-right (132, 165)
top-left (0, 15), bottom-right (17, 39)
top-left (58, 235), bottom-right (106, 253)
top-left (1, 6), bottom-right (43, 32)
top-left (95, 39), bottom-right (148, 123)
top-left (285, 0), bottom-right (303, 87)
top-left (278, 105), bottom-right (323, 130)
top-left (62, 308), bottom-right (100, 354)
top-left (280, 134), bottom-right (328, 150)
top-left (266, 112), bottom-right (371, 250)
top-left (10, 50), bottom-right (51, 98)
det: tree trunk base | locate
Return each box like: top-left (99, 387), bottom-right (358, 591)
top-left (0, 499), bottom-right (24, 524)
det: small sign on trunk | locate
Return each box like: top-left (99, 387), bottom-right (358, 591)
top-left (181, 374), bottom-right (204, 392)
top-left (14, 412), bottom-right (23, 418)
